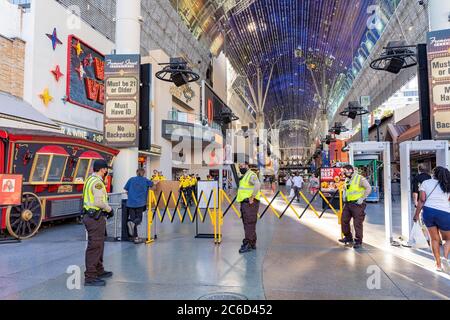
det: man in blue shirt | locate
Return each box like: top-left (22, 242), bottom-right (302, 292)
top-left (124, 169), bottom-right (155, 244)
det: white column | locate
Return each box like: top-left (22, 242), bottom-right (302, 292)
top-left (428, 0), bottom-right (450, 31)
top-left (383, 142), bottom-right (393, 243)
top-left (400, 142), bottom-right (412, 242)
top-left (112, 0), bottom-right (141, 193)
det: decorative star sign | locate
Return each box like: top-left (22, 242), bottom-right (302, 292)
top-left (75, 62), bottom-right (86, 80)
top-left (46, 28), bottom-right (63, 51)
top-left (39, 88), bottom-right (53, 106)
top-left (51, 65), bottom-right (64, 82)
top-left (83, 53), bottom-right (93, 67)
top-left (72, 40), bottom-right (83, 57)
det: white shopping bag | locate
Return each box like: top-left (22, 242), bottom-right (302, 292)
top-left (410, 222), bottom-right (429, 249)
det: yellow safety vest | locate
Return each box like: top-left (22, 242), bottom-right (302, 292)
top-left (180, 176), bottom-right (190, 188)
top-left (83, 175), bottom-right (107, 210)
top-left (237, 170), bottom-right (261, 203)
top-left (346, 174), bottom-right (366, 202)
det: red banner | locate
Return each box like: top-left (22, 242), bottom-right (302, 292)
top-left (0, 174), bottom-right (23, 206)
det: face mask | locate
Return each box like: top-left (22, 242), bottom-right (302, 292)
top-left (240, 168), bottom-right (248, 175)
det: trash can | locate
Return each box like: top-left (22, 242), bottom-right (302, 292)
top-left (121, 199), bottom-right (131, 241)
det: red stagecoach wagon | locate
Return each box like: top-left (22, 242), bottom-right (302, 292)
top-left (0, 129), bottom-right (119, 239)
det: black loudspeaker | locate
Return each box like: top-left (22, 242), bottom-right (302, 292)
top-left (384, 57), bottom-right (405, 74)
top-left (171, 72), bottom-right (188, 87)
top-left (348, 110), bottom-right (358, 120)
top-left (139, 64), bottom-right (151, 151)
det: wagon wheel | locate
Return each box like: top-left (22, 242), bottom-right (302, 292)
top-left (6, 192), bottom-right (43, 239)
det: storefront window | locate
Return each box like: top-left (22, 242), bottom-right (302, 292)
top-left (47, 155), bottom-right (67, 182)
top-left (31, 155), bottom-right (50, 182)
top-left (74, 159), bottom-right (91, 182)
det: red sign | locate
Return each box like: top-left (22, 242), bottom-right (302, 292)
top-left (66, 35), bottom-right (105, 113)
top-left (320, 168), bottom-right (345, 193)
top-left (0, 174), bottom-right (23, 206)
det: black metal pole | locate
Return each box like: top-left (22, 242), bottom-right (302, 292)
top-left (376, 125), bottom-right (380, 142)
top-left (360, 114), bottom-right (364, 142)
top-left (417, 43), bottom-right (432, 140)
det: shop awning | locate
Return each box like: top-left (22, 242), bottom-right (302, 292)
top-left (36, 145), bottom-right (69, 156)
top-left (387, 124), bottom-right (410, 143)
top-left (0, 92), bottom-right (58, 130)
top-left (398, 124), bottom-right (421, 143)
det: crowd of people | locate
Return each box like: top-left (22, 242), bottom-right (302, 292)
top-left (284, 172), bottom-right (320, 200)
top-left (179, 171), bottom-right (200, 207)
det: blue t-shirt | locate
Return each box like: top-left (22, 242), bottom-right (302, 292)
top-left (124, 176), bottom-right (153, 208)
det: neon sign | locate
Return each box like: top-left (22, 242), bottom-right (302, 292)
top-left (66, 35), bottom-right (105, 113)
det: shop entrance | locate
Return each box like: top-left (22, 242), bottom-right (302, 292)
top-left (399, 140), bottom-right (450, 242)
top-left (348, 142), bottom-right (393, 243)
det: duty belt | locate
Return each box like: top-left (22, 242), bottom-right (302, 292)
top-left (346, 200), bottom-right (363, 204)
top-left (242, 198), bottom-right (260, 203)
top-left (83, 208), bottom-right (104, 220)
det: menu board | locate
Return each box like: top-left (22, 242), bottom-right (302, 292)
top-left (427, 29), bottom-right (450, 140)
top-left (104, 55), bottom-right (140, 147)
top-left (320, 167), bottom-right (345, 195)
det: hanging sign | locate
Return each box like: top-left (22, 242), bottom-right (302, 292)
top-left (427, 29), bottom-right (450, 140)
top-left (104, 54), bottom-right (140, 148)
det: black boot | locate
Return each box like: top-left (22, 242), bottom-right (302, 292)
top-left (338, 238), bottom-right (354, 245)
top-left (239, 243), bottom-right (254, 254)
top-left (84, 278), bottom-right (106, 287)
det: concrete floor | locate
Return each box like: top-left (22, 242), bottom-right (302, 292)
top-left (1, 189), bottom-right (450, 300)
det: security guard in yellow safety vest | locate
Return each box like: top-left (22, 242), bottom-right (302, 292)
top-left (237, 162), bottom-right (261, 254)
top-left (338, 165), bottom-right (372, 249)
top-left (157, 172), bottom-right (166, 181)
top-left (82, 159), bottom-right (114, 287)
top-left (179, 171), bottom-right (192, 206)
top-left (152, 170), bottom-right (166, 182)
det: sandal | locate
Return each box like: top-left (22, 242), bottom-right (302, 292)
top-left (441, 258), bottom-right (450, 273)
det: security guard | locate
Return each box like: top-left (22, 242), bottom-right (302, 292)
top-left (179, 171), bottom-right (190, 206)
top-left (158, 171), bottom-right (166, 181)
top-left (82, 159), bottom-right (114, 286)
top-left (338, 165), bottom-right (372, 249)
top-left (151, 170), bottom-right (159, 182)
top-left (237, 162), bottom-right (261, 253)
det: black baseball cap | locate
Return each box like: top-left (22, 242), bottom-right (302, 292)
top-left (93, 159), bottom-right (111, 172)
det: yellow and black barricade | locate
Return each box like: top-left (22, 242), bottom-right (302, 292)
top-left (146, 185), bottom-right (343, 245)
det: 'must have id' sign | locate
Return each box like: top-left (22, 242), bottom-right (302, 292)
top-left (104, 55), bottom-right (140, 148)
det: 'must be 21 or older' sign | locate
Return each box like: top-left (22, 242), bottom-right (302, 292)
top-left (104, 55), bottom-right (140, 148)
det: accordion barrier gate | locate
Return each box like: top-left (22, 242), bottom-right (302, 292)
top-left (144, 186), bottom-right (344, 245)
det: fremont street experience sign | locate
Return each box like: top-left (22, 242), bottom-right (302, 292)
top-left (104, 54), bottom-right (140, 148)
